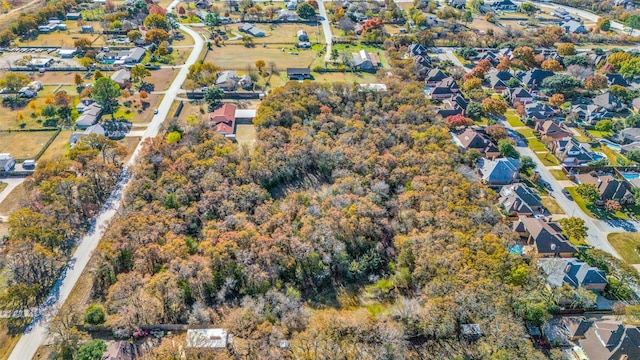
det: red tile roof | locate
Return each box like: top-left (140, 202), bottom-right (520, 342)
top-left (209, 104), bottom-right (236, 135)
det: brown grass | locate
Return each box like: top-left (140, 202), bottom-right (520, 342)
top-left (236, 124), bottom-right (256, 149)
top-left (0, 318), bottom-right (30, 360)
top-left (146, 68), bottom-right (179, 92)
top-left (0, 131), bottom-right (57, 159)
top-left (0, 182), bottom-right (27, 215)
top-left (38, 129), bottom-right (72, 162)
top-left (205, 44), bottom-right (318, 70)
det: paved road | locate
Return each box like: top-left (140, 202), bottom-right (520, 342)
top-left (7, 2), bottom-right (203, 359)
top-left (503, 121), bottom-right (624, 258)
top-left (317, 0), bottom-right (333, 62)
top-left (511, 0), bottom-right (640, 37)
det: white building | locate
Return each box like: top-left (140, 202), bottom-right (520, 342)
top-left (0, 153), bottom-right (16, 172)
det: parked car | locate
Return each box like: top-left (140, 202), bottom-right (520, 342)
top-left (562, 189), bottom-right (573, 200)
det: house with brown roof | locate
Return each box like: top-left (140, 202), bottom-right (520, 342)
top-left (559, 316), bottom-right (640, 360)
top-left (576, 172), bottom-right (635, 206)
top-left (426, 77), bottom-right (459, 100)
top-left (512, 217), bottom-right (577, 257)
top-left (425, 69), bottom-right (448, 87)
top-left (535, 120), bottom-right (571, 140)
top-left (209, 104), bottom-right (237, 140)
top-left (452, 127), bottom-right (500, 158)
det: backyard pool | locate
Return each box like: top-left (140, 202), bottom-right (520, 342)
top-left (508, 244), bottom-right (525, 255)
top-left (622, 172), bottom-right (640, 180)
top-left (599, 139), bottom-right (622, 151)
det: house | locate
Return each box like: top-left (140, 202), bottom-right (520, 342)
top-left (490, 0), bottom-right (517, 11)
top-left (69, 124), bottom-right (106, 147)
top-left (460, 324), bottom-right (482, 341)
top-left (351, 50), bottom-right (380, 71)
top-left (562, 316), bottom-right (640, 360)
top-left (297, 30), bottom-right (308, 41)
top-left (478, 51), bottom-right (499, 65)
top-left (0, 153), bottom-right (15, 172)
top-left (477, 157), bottom-right (520, 185)
top-left (238, 74), bottom-right (252, 89)
top-left (621, 142), bottom-right (640, 154)
top-left (186, 328), bottom-right (231, 350)
top-left (81, 25), bottom-right (94, 33)
top-left (18, 87), bottom-right (36, 98)
top-left (427, 77), bottom-right (459, 100)
top-left (413, 55), bottom-right (431, 68)
top-left (453, 127), bottom-right (500, 158)
top-left (110, 68), bottom-right (131, 87)
top-left (525, 102), bottom-right (556, 121)
top-left (552, 138), bottom-right (597, 166)
top-left (28, 81), bottom-right (43, 91)
top-left (408, 43), bottom-right (427, 57)
top-left (539, 258), bottom-right (608, 291)
top-left (216, 70), bottom-right (240, 91)
top-left (518, 68), bottom-right (554, 89)
top-left (504, 87), bottom-right (533, 105)
top-left (195, 0), bottom-right (212, 8)
top-left (560, 19), bottom-right (588, 34)
top-left (287, 68), bottom-right (311, 80)
top-left (576, 172), bottom-right (635, 205)
top-left (593, 92), bottom-right (625, 112)
top-left (238, 23), bottom-right (265, 37)
top-left (58, 47), bottom-right (77, 58)
top-left (75, 103), bottom-right (102, 129)
top-left (512, 217), bottom-right (577, 257)
top-left (620, 127), bottom-right (640, 143)
top-left (123, 47), bottom-right (146, 64)
top-left (76, 99), bottom-right (96, 113)
top-left (571, 104), bottom-right (614, 124)
top-left (209, 104), bottom-right (237, 139)
top-left (425, 69), bottom-right (448, 87)
top-left (66, 12), bottom-right (81, 20)
top-left (57, 24), bottom-right (67, 31)
top-left (449, 0), bottom-right (466, 9)
top-left (438, 94), bottom-right (469, 118)
top-left (27, 58), bottom-right (53, 68)
top-left (536, 120), bottom-right (571, 140)
top-left (278, 10), bottom-right (300, 21)
top-left (487, 70), bottom-right (513, 91)
top-left (605, 73), bottom-right (629, 87)
top-left (498, 183), bottom-right (545, 217)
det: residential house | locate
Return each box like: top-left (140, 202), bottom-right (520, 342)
top-left (66, 12), bottom-right (81, 20)
top-left (560, 19), bottom-right (588, 34)
top-left (504, 87), bottom-right (533, 106)
top-left (75, 103), bottom-right (102, 129)
top-left (552, 137), bottom-right (597, 166)
top-left (122, 47), bottom-right (146, 64)
top-left (605, 73), bottom-right (629, 87)
top-left (425, 69), bottom-right (448, 87)
top-left (478, 51), bottom-right (499, 65)
top-left (209, 104), bottom-right (237, 139)
top-left (449, 0), bottom-right (466, 9)
top-left (27, 58), bottom-right (53, 68)
top-left (76, 99), bottom-right (96, 113)
top-left (408, 43), bottom-right (427, 57)
top-left (588, 52), bottom-right (607, 67)
top-left (287, 68), bottom-right (311, 80)
top-left (278, 10), bottom-right (300, 21)
top-left (536, 120), bottom-right (571, 140)
top-left (0, 153), bottom-right (15, 172)
top-left (81, 25), bottom-right (94, 33)
top-left (620, 127), bottom-right (640, 143)
top-left (525, 102), bottom-right (556, 121)
top-left (477, 157), bottom-right (520, 185)
top-left (498, 48), bottom-right (514, 60)
top-left (352, 50), bottom-right (381, 71)
top-left (571, 104), bottom-right (613, 124)
top-left (490, 0), bottom-right (517, 11)
top-left (453, 127), bottom-right (500, 158)
top-left (238, 23), bottom-right (265, 37)
top-left (487, 70), bottom-right (514, 91)
top-left (238, 74), bottom-right (252, 89)
top-left (58, 47), bottom-right (77, 58)
top-left (438, 94), bottom-right (468, 117)
top-left (69, 124), bottom-right (106, 147)
top-left (186, 328), bottom-right (231, 352)
top-left (297, 30), bottom-right (309, 41)
top-left (562, 316), bottom-right (640, 360)
top-left (413, 55), bottom-right (431, 68)
top-left (110, 68), bottom-right (131, 87)
top-left (195, 0), bottom-right (212, 8)
top-left (539, 258), bottom-right (608, 291)
top-left (498, 183), bottom-right (545, 217)
top-left (427, 77), bottom-right (459, 100)
top-left (512, 217), bottom-right (577, 257)
top-left (593, 91), bottom-right (625, 112)
top-left (576, 171), bottom-right (635, 205)
top-left (518, 68), bottom-right (554, 89)
top-left (621, 142), bottom-right (640, 154)
top-left (216, 71), bottom-right (240, 91)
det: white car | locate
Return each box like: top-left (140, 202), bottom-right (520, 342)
top-left (154, 109), bottom-right (158, 115)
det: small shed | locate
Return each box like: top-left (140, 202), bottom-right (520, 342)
top-left (66, 12), bottom-right (82, 20)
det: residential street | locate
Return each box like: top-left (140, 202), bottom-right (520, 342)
top-left (7, 1), bottom-right (204, 358)
top-left (317, 0), bottom-right (334, 62)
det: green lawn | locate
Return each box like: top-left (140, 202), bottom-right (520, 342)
top-left (573, 128), bottom-right (590, 143)
top-left (527, 138), bottom-right (547, 152)
top-left (113, 107), bottom-right (135, 121)
top-left (565, 187), bottom-right (634, 220)
top-left (505, 113), bottom-right (525, 127)
top-left (608, 233), bottom-right (640, 264)
top-left (475, 117), bottom-right (489, 126)
top-left (536, 152), bottom-right (560, 166)
top-left (550, 169), bottom-right (568, 181)
top-left (587, 129), bottom-right (613, 138)
top-left (516, 128), bottom-right (535, 139)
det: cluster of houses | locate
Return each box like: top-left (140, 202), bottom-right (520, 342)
top-left (38, 18), bottom-right (68, 33)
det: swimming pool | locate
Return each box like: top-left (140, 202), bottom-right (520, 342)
top-left (622, 172), bottom-right (640, 180)
top-left (599, 139), bottom-right (622, 151)
top-left (508, 244), bottom-right (525, 255)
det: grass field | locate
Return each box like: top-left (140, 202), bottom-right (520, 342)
top-left (0, 131), bottom-right (57, 159)
top-left (550, 169), bottom-right (568, 181)
top-left (38, 130), bottom-right (72, 162)
top-left (311, 71), bottom-right (379, 84)
top-left (528, 138), bottom-right (547, 152)
top-left (205, 45), bottom-right (319, 70)
top-left (516, 127), bottom-right (535, 139)
top-left (572, 128), bottom-right (590, 142)
top-left (587, 129), bottom-right (613, 138)
top-left (541, 196), bottom-right (564, 214)
top-left (608, 233), bottom-right (640, 264)
top-left (536, 152), bottom-right (560, 166)
top-left (0, 182), bottom-right (27, 215)
top-left (505, 113), bottom-right (525, 127)
top-left (236, 124), bottom-right (257, 149)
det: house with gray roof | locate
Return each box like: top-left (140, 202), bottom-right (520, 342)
top-left (504, 87), bottom-right (533, 106)
top-left (605, 73), bottom-right (629, 87)
top-left (498, 183), bottom-right (545, 217)
top-left (539, 258), bottom-right (608, 291)
top-left (75, 103), bottom-right (102, 129)
top-left (69, 124), bottom-right (106, 147)
top-left (425, 69), bottom-right (448, 87)
top-left (477, 157), bottom-right (520, 185)
top-left (518, 69), bottom-right (554, 89)
top-left (512, 217), bottom-right (577, 257)
top-left (620, 127), bottom-right (640, 143)
top-left (525, 102), bottom-right (557, 121)
top-left (572, 104), bottom-right (614, 124)
top-left (560, 19), bottom-right (588, 34)
top-left (593, 92), bottom-right (625, 112)
top-left (111, 68), bottom-right (131, 87)
top-left (551, 137), bottom-right (597, 166)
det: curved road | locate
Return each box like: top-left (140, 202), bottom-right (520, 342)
top-left (7, 2), bottom-right (203, 359)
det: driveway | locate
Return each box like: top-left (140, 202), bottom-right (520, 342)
top-left (317, 0), bottom-right (334, 62)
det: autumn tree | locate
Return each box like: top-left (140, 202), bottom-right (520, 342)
top-left (74, 73), bottom-right (84, 88)
top-left (130, 64), bottom-right (151, 83)
top-left (496, 56), bottom-right (510, 71)
top-left (74, 37), bottom-right (93, 51)
top-left (606, 52), bottom-right (631, 68)
top-left (549, 93), bottom-right (565, 107)
top-left (486, 124), bottom-right (508, 141)
top-left (445, 114), bottom-right (471, 128)
top-left (461, 77), bottom-right (482, 92)
top-left (1, 72), bottom-right (28, 92)
top-left (541, 59), bottom-right (563, 72)
top-left (576, 183), bottom-right (600, 203)
top-left (127, 29), bottom-right (142, 42)
top-left (558, 217), bottom-right (588, 244)
top-left (584, 75), bottom-right (607, 90)
top-left (557, 43), bottom-right (575, 56)
top-left (145, 28), bottom-right (169, 44)
top-left (144, 13), bottom-right (170, 30)
top-left (605, 200), bottom-right (622, 212)
top-left (481, 98), bottom-right (508, 117)
top-left (255, 59), bottom-right (266, 74)
top-left (513, 46), bottom-right (536, 68)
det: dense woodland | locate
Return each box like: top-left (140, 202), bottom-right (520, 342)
top-left (84, 80), bottom-right (555, 359)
